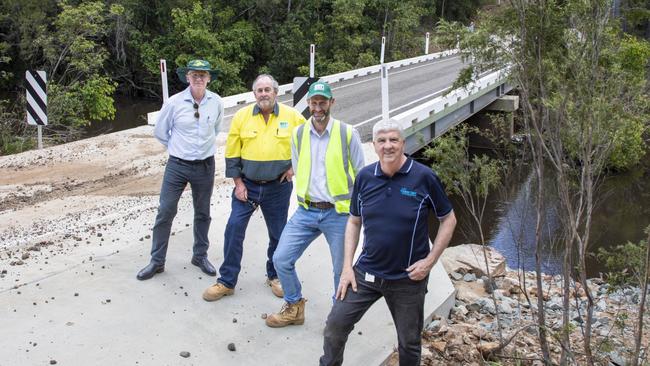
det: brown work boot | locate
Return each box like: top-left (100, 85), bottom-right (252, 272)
top-left (265, 298), bottom-right (307, 328)
top-left (266, 278), bottom-right (284, 298)
top-left (202, 282), bottom-right (234, 302)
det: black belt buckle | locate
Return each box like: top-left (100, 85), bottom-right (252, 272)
top-left (308, 201), bottom-right (334, 209)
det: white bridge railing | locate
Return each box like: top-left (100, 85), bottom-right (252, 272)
top-left (392, 68), bottom-right (509, 132)
top-left (220, 49), bottom-right (459, 108)
top-left (147, 49), bottom-right (459, 125)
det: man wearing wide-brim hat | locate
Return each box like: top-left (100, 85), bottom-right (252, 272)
top-left (137, 59), bottom-right (224, 281)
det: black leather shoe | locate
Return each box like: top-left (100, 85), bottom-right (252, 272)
top-left (136, 262), bottom-right (165, 280)
top-left (191, 257), bottom-right (216, 276)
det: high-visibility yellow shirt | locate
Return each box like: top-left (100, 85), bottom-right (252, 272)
top-left (225, 103), bottom-right (305, 181)
top-left (294, 119), bottom-right (357, 214)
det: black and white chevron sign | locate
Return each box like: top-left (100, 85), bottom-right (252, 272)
top-left (292, 76), bottom-right (319, 119)
top-left (25, 70), bottom-right (47, 126)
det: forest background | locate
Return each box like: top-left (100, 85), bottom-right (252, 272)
top-left (0, 0), bottom-right (491, 153)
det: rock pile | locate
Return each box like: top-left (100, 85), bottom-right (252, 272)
top-left (390, 244), bottom-right (650, 365)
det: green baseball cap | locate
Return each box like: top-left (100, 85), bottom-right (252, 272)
top-left (307, 81), bottom-right (332, 99)
top-left (176, 59), bottom-right (218, 83)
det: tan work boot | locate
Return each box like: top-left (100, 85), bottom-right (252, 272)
top-left (266, 278), bottom-right (284, 298)
top-left (202, 282), bottom-right (234, 301)
top-left (265, 298), bottom-right (307, 328)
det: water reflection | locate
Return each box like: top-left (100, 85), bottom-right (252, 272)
top-left (488, 168), bottom-right (563, 274)
top-left (83, 96), bottom-right (160, 137)
top-left (426, 152), bottom-right (650, 277)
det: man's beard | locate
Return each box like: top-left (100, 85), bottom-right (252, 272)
top-left (312, 110), bottom-right (330, 123)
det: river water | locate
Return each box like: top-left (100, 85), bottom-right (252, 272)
top-left (82, 96), bottom-right (160, 136)
top-left (91, 101), bottom-right (649, 277)
top-left (429, 118), bottom-right (650, 277)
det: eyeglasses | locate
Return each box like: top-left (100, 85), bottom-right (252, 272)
top-left (193, 103), bottom-right (199, 119)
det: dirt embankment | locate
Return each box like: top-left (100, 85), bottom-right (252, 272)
top-left (0, 126), bottom-right (230, 289)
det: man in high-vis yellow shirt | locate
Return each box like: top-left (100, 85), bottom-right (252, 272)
top-left (203, 74), bottom-right (305, 302)
top-left (265, 81), bottom-right (365, 327)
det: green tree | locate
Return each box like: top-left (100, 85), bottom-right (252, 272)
top-left (424, 124), bottom-right (506, 347)
top-left (439, 0), bottom-right (650, 363)
top-left (36, 0), bottom-right (117, 137)
top-left (138, 2), bottom-right (255, 95)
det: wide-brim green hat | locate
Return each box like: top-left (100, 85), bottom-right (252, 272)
top-left (176, 59), bottom-right (218, 83)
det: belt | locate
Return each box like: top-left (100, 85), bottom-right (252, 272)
top-left (246, 177), bottom-right (280, 185)
top-left (171, 156), bottom-right (213, 164)
top-left (307, 201), bottom-right (334, 209)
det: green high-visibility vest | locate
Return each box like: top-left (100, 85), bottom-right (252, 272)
top-left (293, 119), bottom-right (354, 214)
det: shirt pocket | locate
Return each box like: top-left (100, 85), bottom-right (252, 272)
top-left (240, 129), bottom-right (258, 140)
top-left (275, 120), bottom-right (293, 139)
top-left (275, 127), bottom-right (292, 139)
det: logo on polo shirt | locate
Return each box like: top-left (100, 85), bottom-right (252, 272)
top-left (279, 121), bottom-right (289, 129)
top-left (399, 187), bottom-right (417, 197)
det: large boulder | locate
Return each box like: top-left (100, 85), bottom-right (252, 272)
top-left (440, 244), bottom-right (506, 278)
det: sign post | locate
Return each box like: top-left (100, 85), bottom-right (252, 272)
top-left (25, 70), bottom-right (47, 149)
top-left (380, 37), bottom-right (389, 121)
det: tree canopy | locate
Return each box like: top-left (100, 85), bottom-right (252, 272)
top-left (0, 0), bottom-right (488, 153)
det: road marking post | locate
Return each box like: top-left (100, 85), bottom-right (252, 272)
top-left (147, 59), bottom-right (169, 126)
top-left (380, 37), bottom-right (389, 121)
top-left (309, 44), bottom-right (315, 78)
top-left (425, 32), bottom-right (430, 54)
top-left (25, 70), bottom-right (47, 149)
top-left (160, 59), bottom-right (169, 102)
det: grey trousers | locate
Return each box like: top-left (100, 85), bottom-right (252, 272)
top-left (150, 156), bottom-right (214, 265)
top-left (320, 268), bottom-right (429, 366)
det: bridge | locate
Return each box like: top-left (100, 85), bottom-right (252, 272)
top-left (2, 50), bottom-right (517, 366)
top-left (149, 49), bottom-right (515, 153)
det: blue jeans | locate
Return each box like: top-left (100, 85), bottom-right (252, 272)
top-left (273, 206), bottom-right (348, 303)
top-left (217, 178), bottom-right (292, 288)
top-left (320, 268), bottom-right (429, 366)
top-left (150, 156), bottom-right (215, 265)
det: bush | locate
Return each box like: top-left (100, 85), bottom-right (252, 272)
top-left (0, 100), bottom-right (35, 155)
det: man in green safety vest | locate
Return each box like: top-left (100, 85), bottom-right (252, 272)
top-left (265, 81), bottom-right (365, 328)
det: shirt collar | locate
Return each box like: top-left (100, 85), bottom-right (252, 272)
top-left (373, 156), bottom-right (413, 177)
top-left (309, 117), bottom-right (334, 136)
top-left (182, 87), bottom-right (211, 104)
top-left (253, 102), bottom-right (279, 116)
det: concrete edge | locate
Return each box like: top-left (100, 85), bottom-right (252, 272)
top-left (377, 262), bottom-right (456, 366)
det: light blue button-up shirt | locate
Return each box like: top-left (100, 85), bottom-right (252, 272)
top-left (291, 117), bottom-right (365, 203)
top-left (154, 87), bottom-right (224, 160)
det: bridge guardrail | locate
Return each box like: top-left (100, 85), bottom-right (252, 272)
top-left (393, 68), bottom-right (509, 131)
top-left (221, 49), bottom-right (458, 108)
top-left (383, 66), bottom-right (512, 154)
top-left (148, 49), bottom-right (460, 125)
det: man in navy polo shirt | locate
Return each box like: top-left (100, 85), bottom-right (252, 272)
top-left (320, 119), bottom-right (457, 366)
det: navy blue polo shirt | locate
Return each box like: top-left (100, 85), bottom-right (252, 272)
top-left (351, 157), bottom-right (453, 280)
